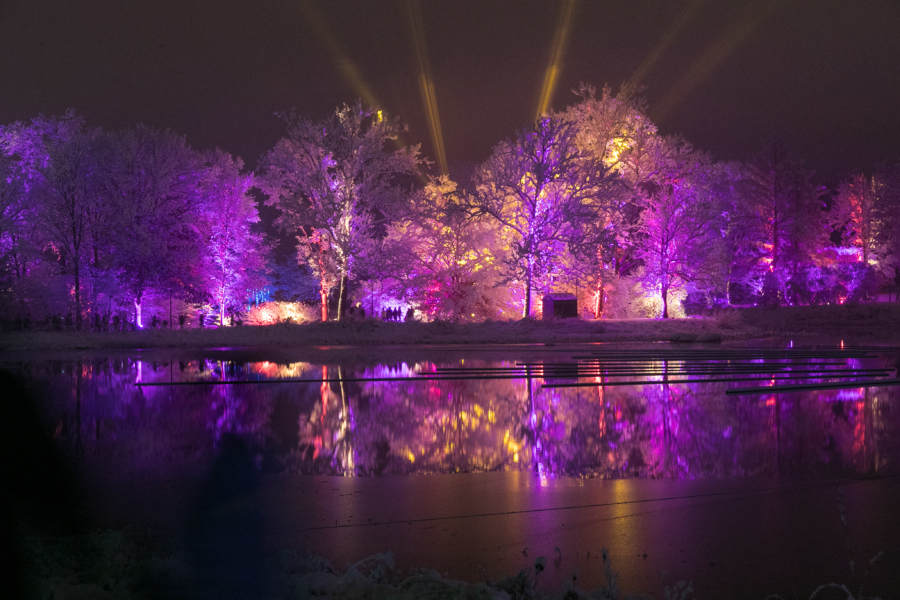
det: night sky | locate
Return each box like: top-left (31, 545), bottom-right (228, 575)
top-left (2, 0), bottom-right (899, 185)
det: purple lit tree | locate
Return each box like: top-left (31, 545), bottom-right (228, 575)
top-left (97, 125), bottom-right (203, 327)
top-left (200, 151), bottom-right (268, 326)
top-left (634, 138), bottom-right (725, 318)
top-left (0, 153), bottom-right (37, 313)
top-left (0, 112), bottom-right (96, 327)
top-left (259, 103), bottom-right (421, 321)
top-left (473, 116), bottom-right (615, 318)
top-left (739, 139), bottom-right (826, 305)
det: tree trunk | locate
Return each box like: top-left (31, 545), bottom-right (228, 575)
top-left (134, 296), bottom-right (142, 328)
top-left (524, 269), bottom-right (532, 319)
top-left (74, 262), bottom-right (82, 330)
top-left (661, 283), bottom-right (669, 319)
top-left (320, 284), bottom-right (328, 322)
top-left (339, 275), bottom-right (349, 321)
top-left (594, 279), bottom-right (604, 319)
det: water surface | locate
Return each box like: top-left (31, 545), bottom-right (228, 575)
top-left (6, 342), bottom-right (899, 481)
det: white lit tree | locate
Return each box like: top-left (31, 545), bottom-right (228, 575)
top-left (259, 102), bottom-right (421, 320)
top-left (473, 115), bottom-right (615, 318)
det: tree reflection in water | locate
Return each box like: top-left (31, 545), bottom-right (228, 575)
top-left (4, 354), bottom-right (899, 480)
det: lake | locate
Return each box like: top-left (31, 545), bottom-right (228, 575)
top-left (4, 341), bottom-right (900, 598)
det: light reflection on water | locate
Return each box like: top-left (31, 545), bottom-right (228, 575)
top-left (5, 350), bottom-right (900, 480)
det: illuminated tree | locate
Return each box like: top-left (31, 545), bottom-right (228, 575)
top-left (97, 125), bottom-right (203, 327)
top-left (0, 112), bottom-right (96, 327)
top-left (0, 153), bottom-right (38, 314)
top-left (831, 172), bottom-right (900, 298)
top-left (634, 138), bottom-right (725, 318)
top-left (874, 162), bottom-right (900, 298)
top-left (200, 151), bottom-right (268, 326)
top-left (739, 139), bottom-right (826, 305)
top-left (473, 115), bottom-right (615, 318)
top-left (296, 226), bottom-right (339, 322)
top-left (390, 176), bottom-right (511, 321)
top-left (259, 102), bottom-right (421, 320)
top-left (559, 85), bottom-right (660, 316)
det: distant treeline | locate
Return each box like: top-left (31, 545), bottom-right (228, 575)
top-left (2, 86), bottom-right (900, 328)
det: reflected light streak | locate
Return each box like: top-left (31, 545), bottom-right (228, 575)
top-left (535, 0), bottom-right (578, 120)
top-left (621, 0), bottom-right (707, 98)
top-left (406, 0), bottom-right (447, 175)
top-left (651, 0), bottom-right (780, 122)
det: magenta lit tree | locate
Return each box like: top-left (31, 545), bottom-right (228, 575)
top-left (259, 103), bottom-right (421, 321)
top-left (200, 151), bottom-right (268, 326)
top-left (634, 137), bottom-right (724, 318)
top-left (473, 116), bottom-right (615, 318)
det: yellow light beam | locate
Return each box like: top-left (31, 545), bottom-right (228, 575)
top-left (651, 0), bottom-right (781, 123)
top-left (621, 0), bottom-right (708, 99)
top-left (535, 0), bottom-right (578, 121)
top-left (405, 0), bottom-right (448, 175)
top-left (296, 1), bottom-right (382, 112)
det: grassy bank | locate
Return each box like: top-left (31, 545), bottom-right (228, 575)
top-left (2, 303), bottom-right (899, 352)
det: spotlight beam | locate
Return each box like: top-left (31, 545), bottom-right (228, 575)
top-left (621, 0), bottom-right (708, 98)
top-left (651, 0), bottom-right (781, 122)
top-left (297, 1), bottom-right (382, 111)
top-left (535, 0), bottom-right (578, 120)
top-left (406, 0), bottom-right (448, 176)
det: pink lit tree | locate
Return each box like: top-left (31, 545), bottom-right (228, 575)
top-left (296, 225), bottom-right (339, 322)
top-left (259, 103), bottom-right (421, 321)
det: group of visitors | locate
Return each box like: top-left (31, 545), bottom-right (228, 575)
top-left (342, 304), bottom-right (414, 322)
top-left (382, 307), bottom-right (413, 322)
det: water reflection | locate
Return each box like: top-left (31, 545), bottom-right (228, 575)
top-left (5, 351), bottom-right (900, 480)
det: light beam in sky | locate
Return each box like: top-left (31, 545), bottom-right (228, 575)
top-left (297, 1), bottom-right (382, 111)
top-left (535, 0), bottom-right (578, 121)
top-left (406, 0), bottom-right (448, 175)
top-left (651, 0), bottom-right (781, 122)
top-left (621, 0), bottom-right (708, 99)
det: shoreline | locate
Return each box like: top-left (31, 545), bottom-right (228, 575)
top-left (2, 303), bottom-right (900, 352)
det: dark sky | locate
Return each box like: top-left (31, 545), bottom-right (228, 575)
top-left (2, 0), bottom-right (899, 185)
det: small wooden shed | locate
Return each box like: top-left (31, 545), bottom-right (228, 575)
top-left (542, 293), bottom-right (578, 319)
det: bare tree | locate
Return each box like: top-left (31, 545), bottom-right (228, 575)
top-left (740, 139), bottom-right (826, 305)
